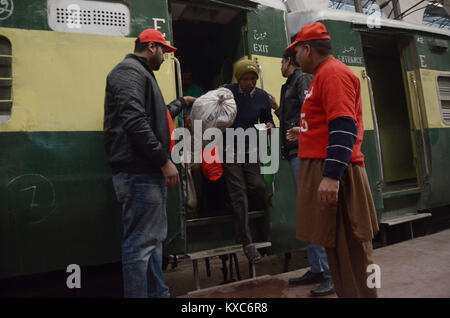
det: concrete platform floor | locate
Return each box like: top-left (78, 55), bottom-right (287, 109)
top-left (182, 229), bottom-right (450, 298)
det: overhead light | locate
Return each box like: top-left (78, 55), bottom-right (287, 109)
top-left (429, 1), bottom-right (443, 7)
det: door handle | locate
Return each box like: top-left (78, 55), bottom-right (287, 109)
top-left (172, 56), bottom-right (183, 97)
top-left (362, 70), bottom-right (385, 190)
top-left (410, 73), bottom-right (431, 178)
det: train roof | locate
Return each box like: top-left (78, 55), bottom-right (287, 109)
top-left (287, 9), bottom-right (450, 38)
top-left (249, 0), bottom-right (287, 11)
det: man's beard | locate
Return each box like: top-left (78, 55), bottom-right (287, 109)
top-left (149, 57), bottom-right (163, 71)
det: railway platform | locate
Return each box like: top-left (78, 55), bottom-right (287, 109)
top-left (1, 229), bottom-right (449, 298)
top-left (182, 229), bottom-right (450, 298)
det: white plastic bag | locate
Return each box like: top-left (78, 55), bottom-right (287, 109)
top-left (190, 87), bottom-right (237, 132)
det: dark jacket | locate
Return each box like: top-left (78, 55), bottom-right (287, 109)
top-left (275, 68), bottom-right (312, 160)
top-left (104, 54), bottom-right (186, 174)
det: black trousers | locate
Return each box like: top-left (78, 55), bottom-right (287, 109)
top-left (223, 162), bottom-right (267, 246)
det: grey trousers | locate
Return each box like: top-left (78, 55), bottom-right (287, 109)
top-left (223, 162), bottom-right (267, 246)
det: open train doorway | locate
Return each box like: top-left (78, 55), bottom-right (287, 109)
top-left (170, 1), bottom-right (255, 221)
top-left (170, 1), bottom-right (247, 93)
top-left (361, 33), bottom-right (418, 192)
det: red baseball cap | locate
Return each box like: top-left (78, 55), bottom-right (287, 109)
top-left (286, 22), bottom-right (331, 51)
top-left (138, 28), bottom-right (177, 53)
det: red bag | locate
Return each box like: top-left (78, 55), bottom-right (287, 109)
top-left (201, 145), bottom-right (223, 181)
top-left (166, 109), bottom-right (175, 154)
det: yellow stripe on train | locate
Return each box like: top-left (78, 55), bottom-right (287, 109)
top-left (0, 28), bottom-right (177, 132)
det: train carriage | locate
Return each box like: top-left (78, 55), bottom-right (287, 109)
top-left (0, 0), bottom-right (449, 283)
top-left (0, 0), bottom-right (294, 279)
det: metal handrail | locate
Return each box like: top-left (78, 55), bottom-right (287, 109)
top-left (362, 70), bottom-right (385, 187)
top-left (171, 56), bottom-right (183, 98)
top-left (254, 58), bottom-right (275, 196)
top-left (171, 55), bottom-right (186, 240)
top-left (255, 58), bottom-right (264, 90)
top-left (410, 73), bottom-right (431, 178)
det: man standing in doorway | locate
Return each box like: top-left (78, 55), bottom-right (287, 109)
top-left (104, 29), bottom-right (195, 298)
top-left (182, 70), bottom-right (204, 98)
top-left (286, 22), bottom-right (379, 298)
top-left (270, 50), bottom-right (334, 296)
top-left (223, 59), bottom-right (275, 264)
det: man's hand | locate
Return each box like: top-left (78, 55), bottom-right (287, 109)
top-left (266, 122), bottom-right (274, 133)
top-left (183, 96), bottom-right (196, 107)
top-left (286, 127), bottom-right (301, 142)
top-left (317, 177), bottom-right (340, 207)
top-left (161, 160), bottom-right (180, 188)
top-left (268, 94), bottom-right (279, 110)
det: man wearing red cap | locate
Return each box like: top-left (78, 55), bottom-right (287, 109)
top-left (286, 22), bottom-right (379, 298)
top-left (271, 50), bottom-right (333, 296)
top-left (104, 28), bottom-right (195, 298)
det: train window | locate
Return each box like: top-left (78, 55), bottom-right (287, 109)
top-left (47, 0), bottom-right (130, 36)
top-left (437, 75), bottom-right (450, 125)
top-left (0, 36), bottom-right (12, 124)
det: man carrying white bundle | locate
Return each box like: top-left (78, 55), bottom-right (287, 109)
top-left (222, 59), bottom-right (275, 264)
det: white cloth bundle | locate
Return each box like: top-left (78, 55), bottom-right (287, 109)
top-left (190, 87), bottom-right (237, 132)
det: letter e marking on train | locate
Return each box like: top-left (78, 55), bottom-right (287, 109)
top-left (153, 18), bottom-right (167, 38)
top-left (66, 264), bottom-right (81, 289)
top-left (366, 264), bottom-right (381, 289)
top-left (419, 55), bottom-right (427, 68)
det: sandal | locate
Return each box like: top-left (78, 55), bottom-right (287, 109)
top-left (244, 245), bottom-right (262, 264)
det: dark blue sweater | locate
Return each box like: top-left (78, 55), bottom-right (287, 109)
top-left (223, 84), bottom-right (275, 153)
top-left (225, 84), bottom-right (274, 130)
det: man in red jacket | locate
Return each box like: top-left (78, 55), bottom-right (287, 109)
top-left (286, 22), bottom-right (379, 298)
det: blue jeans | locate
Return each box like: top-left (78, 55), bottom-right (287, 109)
top-left (289, 157), bottom-right (331, 280)
top-left (112, 172), bottom-right (170, 298)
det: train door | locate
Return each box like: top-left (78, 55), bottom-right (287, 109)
top-left (246, 5), bottom-right (303, 256)
top-left (169, 0), bottom-right (269, 253)
top-left (361, 33), bottom-right (423, 223)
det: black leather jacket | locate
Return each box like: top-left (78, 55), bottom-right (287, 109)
top-left (104, 54), bottom-right (186, 174)
top-left (275, 68), bottom-right (313, 160)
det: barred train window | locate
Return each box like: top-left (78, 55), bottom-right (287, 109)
top-left (437, 75), bottom-right (450, 125)
top-left (47, 0), bottom-right (130, 36)
top-left (0, 36), bottom-right (12, 124)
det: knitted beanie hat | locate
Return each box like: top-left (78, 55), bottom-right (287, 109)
top-left (234, 59), bottom-right (259, 82)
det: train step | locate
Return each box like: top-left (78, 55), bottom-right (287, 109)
top-left (382, 186), bottom-right (422, 199)
top-left (185, 210), bottom-right (264, 227)
top-left (187, 242), bottom-right (271, 291)
top-left (379, 210), bottom-right (432, 246)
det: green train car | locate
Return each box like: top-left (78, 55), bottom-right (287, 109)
top-left (0, 0), bottom-right (293, 279)
top-left (0, 0), bottom-right (449, 281)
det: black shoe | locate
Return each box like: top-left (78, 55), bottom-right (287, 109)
top-left (288, 270), bottom-right (325, 286)
top-left (310, 278), bottom-right (335, 297)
